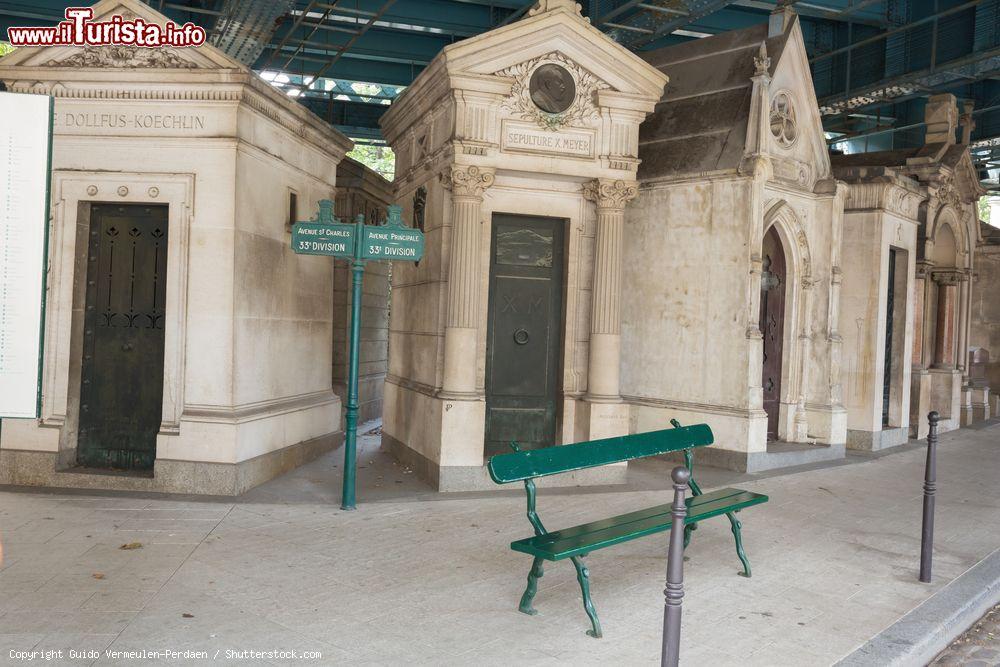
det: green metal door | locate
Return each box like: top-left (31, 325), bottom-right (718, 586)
top-left (485, 214), bottom-right (564, 455)
top-left (77, 204), bottom-right (168, 471)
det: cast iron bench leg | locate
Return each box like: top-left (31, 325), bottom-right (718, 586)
top-left (518, 557), bottom-right (545, 615)
top-left (726, 511), bottom-right (752, 577)
top-left (570, 556), bottom-right (603, 638)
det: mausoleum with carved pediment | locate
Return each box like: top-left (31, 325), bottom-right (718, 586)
top-left (379, 0), bottom-right (667, 490)
top-left (0, 0), bottom-right (353, 494)
top-left (834, 94), bottom-right (988, 440)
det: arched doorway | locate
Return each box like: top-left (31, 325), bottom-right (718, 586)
top-left (759, 225), bottom-right (787, 441)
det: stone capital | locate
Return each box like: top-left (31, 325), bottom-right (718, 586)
top-left (439, 165), bottom-right (495, 199)
top-left (932, 270), bottom-right (963, 286)
top-left (582, 178), bottom-right (639, 210)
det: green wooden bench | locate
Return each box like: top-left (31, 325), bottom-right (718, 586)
top-left (487, 420), bottom-right (768, 638)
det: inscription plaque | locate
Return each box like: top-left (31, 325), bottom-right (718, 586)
top-left (501, 120), bottom-right (595, 158)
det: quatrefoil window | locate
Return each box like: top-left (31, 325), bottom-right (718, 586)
top-left (769, 92), bottom-right (797, 148)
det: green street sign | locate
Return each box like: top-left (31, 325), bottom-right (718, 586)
top-left (288, 199), bottom-right (423, 511)
top-left (292, 222), bottom-right (355, 257)
top-left (290, 200), bottom-right (355, 257)
top-left (361, 207), bottom-right (424, 261)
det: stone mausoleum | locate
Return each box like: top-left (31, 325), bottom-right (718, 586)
top-left (623, 9), bottom-right (848, 472)
top-left (0, 0), bottom-right (353, 494)
top-left (832, 94), bottom-right (987, 439)
top-left (380, 0), bottom-right (667, 490)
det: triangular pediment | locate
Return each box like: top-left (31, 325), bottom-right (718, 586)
top-left (950, 148), bottom-right (987, 202)
top-left (765, 17), bottom-right (832, 180)
top-left (441, 5), bottom-right (666, 100)
top-left (0, 0), bottom-right (240, 71)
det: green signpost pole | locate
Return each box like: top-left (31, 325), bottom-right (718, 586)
top-left (291, 201), bottom-right (423, 511)
top-left (341, 217), bottom-right (366, 511)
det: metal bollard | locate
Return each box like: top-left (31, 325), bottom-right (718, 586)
top-left (919, 411), bottom-right (940, 583)
top-left (662, 466), bottom-right (690, 667)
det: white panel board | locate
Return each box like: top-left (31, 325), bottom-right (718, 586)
top-left (0, 92), bottom-right (52, 418)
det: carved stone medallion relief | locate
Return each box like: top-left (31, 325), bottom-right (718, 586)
top-left (496, 52), bottom-right (608, 131)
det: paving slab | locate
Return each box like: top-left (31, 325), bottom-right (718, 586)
top-left (1, 423), bottom-right (999, 665)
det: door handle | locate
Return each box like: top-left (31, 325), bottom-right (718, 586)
top-left (513, 329), bottom-right (529, 345)
top-left (121, 341), bottom-right (135, 352)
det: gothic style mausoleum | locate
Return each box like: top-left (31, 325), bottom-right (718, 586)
top-left (623, 9), bottom-right (848, 472)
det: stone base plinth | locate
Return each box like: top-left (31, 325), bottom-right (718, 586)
top-left (0, 432), bottom-right (342, 496)
top-left (847, 427), bottom-right (909, 451)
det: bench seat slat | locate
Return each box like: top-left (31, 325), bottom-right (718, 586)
top-left (522, 487), bottom-right (750, 546)
top-left (488, 425), bottom-right (714, 483)
top-left (511, 488), bottom-right (768, 561)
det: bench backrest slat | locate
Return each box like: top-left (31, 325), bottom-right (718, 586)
top-left (487, 424), bottom-right (714, 484)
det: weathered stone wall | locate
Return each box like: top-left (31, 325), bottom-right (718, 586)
top-left (970, 244), bottom-right (1000, 391)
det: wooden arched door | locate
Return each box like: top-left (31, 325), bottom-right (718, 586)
top-left (759, 226), bottom-right (786, 442)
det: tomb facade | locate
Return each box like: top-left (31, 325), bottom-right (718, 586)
top-left (0, 0), bottom-right (352, 494)
top-left (832, 94), bottom-right (986, 438)
top-left (624, 10), bottom-right (848, 472)
top-left (380, 0), bottom-right (667, 490)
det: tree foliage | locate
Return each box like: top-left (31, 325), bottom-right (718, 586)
top-left (978, 196), bottom-right (991, 225)
top-left (347, 143), bottom-right (395, 181)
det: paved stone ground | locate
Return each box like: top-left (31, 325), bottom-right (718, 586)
top-left (1, 421), bottom-right (999, 666)
top-left (931, 604), bottom-right (1000, 666)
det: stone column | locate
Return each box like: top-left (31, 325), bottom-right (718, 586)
top-left (582, 179), bottom-right (638, 402)
top-left (958, 272), bottom-right (970, 376)
top-left (932, 271), bottom-right (961, 369)
top-left (912, 264), bottom-right (928, 366)
top-left (439, 165), bottom-right (495, 398)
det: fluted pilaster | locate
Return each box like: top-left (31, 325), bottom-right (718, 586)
top-left (582, 178), bottom-right (637, 400)
top-left (439, 165), bottom-right (494, 397)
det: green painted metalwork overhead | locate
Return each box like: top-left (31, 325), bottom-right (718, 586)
top-left (0, 0), bottom-right (998, 187)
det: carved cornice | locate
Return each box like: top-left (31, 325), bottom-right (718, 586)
top-left (44, 45), bottom-right (199, 69)
top-left (582, 178), bottom-right (638, 210)
top-left (843, 181), bottom-right (922, 219)
top-left (2, 77), bottom-right (351, 159)
top-left (439, 165), bottom-right (495, 199)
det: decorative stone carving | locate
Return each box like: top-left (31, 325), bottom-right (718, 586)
top-left (117, 186), bottom-right (129, 197)
top-left (86, 185), bottom-right (98, 196)
top-left (439, 165), bottom-right (495, 199)
top-left (935, 180), bottom-right (963, 207)
top-left (753, 42), bottom-right (771, 77)
top-left (769, 91), bottom-right (797, 148)
top-left (45, 45), bottom-right (198, 69)
top-left (582, 178), bottom-right (638, 209)
top-left (496, 52), bottom-right (609, 131)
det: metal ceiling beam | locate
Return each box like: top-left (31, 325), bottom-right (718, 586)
top-left (288, 0), bottom-right (400, 93)
top-left (729, 0), bottom-right (885, 27)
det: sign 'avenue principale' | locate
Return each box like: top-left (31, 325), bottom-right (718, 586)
top-left (291, 200), bottom-right (424, 510)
